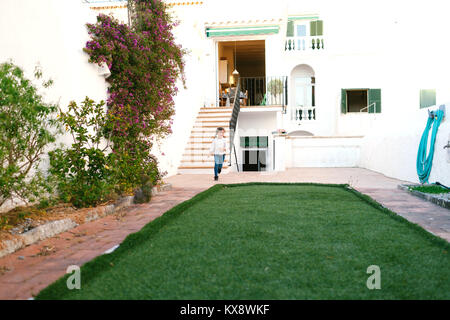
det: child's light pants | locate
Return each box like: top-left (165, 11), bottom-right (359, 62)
top-left (214, 154), bottom-right (226, 177)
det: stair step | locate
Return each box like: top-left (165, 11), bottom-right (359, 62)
top-left (177, 167), bottom-right (231, 175)
top-left (193, 125), bottom-right (228, 128)
top-left (191, 128), bottom-right (226, 131)
top-left (194, 121), bottom-right (229, 124)
top-left (198, 109), bottom-right (232, 112)
top-left (182, 153), bottom-right (219, 158)
top-left (197, 115), bottom-right (232, 119)
top-left (180, 159), bottom-right (227, 163)
top-left (183, 153), bottom-right (213, 157)
top-left (190, 134), bottom-right (228, 138)
top-left (178, 165), bottom-right (230, 169)
top-left (182, 158), bottom-right (223, 162)
top-left (186, 141), bottom-right (217, 144)
top-left (190, 129), bottom-right (226, 134)
top-left (200, 107), bottom-right (232, 111)
top-left (195, 120), bottom-right (230, 124)
top-left (180, 153), bottom-right (211, 157)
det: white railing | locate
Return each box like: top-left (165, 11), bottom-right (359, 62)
top-left (360, 102), bottom-right (376, 113)
top-left (285, 36), bottom-right (324, 52)
top-left (291, 106), bottom-right (316, 122)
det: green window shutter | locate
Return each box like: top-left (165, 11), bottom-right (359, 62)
top-left (316, 20), bottom-right (323, 35)
top-left (341, 89), bottom-right (347, 114)
top-left (250, 137), bottom-right (259, 147)
top-left (310, 21), bottom-right (317, 36)
top-left (241, 136), bottom-right (269, 147)
top-left (420, 89), bottom-right (436, 108)
top-left (258, 136), bottom-right (268, 148)
top-left (368, 89), bottom-right (381, 113)
top-left (286, 20), bottom-right (294, 37)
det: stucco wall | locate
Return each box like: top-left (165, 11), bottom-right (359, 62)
top-left (359, 105), bottom-right (450, 185)
top-left (236, 111), bottom-right (278, 172)
top-left (151, 4), bottom-right (211, 177)
top-left (0, 0), bottom-right (107, 110)
top-left (288, 137), bottom-right (362, 168)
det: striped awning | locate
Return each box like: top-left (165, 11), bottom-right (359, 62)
top-left (206, 25), bottom-right (279, 37)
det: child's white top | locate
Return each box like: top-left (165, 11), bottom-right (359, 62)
top-left (209, 137), bottom-right (228, 155)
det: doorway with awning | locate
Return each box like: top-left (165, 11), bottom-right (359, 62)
top-left (217, 40), bottom-right (266, 107)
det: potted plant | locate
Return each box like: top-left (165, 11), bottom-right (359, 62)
top-left (266, 78), bottom-right (283, 105)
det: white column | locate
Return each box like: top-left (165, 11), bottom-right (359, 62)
top-left (273, 134), bottom-right (286, 171)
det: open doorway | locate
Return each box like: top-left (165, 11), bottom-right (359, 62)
top-left (217, 40), bottom-right (266, 106)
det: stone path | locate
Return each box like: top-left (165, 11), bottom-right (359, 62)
top-left (0, 168), bottom-right (448, 300)
top-left (357, 188), bottom-right (450, 242)
top-left (0, 187), bottom-right (204, 300)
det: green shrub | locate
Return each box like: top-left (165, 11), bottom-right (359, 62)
top-left (0, 61), bottom-right (58, 208)
top-left (48, 97), bottom-right (116, 208)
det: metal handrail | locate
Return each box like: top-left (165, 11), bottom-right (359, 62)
top-left (239, 76), bottom-right (288, 111)
top-left (229, 82), bottom-right (240, 171)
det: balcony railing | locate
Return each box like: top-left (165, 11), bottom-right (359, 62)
top-left (285, 36), bottom-right (324, 52)
top-left (239, 76), bottom-right (288, 112)
top-left (292, 106), bottom-right (316, 121)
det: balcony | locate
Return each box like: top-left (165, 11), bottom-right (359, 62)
top-left (284, 35), bottom-right (324, 52)
top-left (239, 76), bottom-right (288, 111)
top-left (292, 106), bottom-right (316, 121)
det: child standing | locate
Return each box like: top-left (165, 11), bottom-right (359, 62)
top-left (209, 127), bottom-right (228, 181)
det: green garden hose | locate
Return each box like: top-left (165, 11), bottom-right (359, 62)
top-left (416, 109), bottom-right (444, 183)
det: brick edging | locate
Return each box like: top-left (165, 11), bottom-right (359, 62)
top-left (0, 183), bottom-right (172, 258)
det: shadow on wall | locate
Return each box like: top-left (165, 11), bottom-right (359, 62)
top-left (288, 130), bottom-right (314, 137)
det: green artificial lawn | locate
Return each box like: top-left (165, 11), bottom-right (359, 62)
top-left (411, 185), bottom-right (450, 194)
top-left (36, 183), bottom-right (450, 300)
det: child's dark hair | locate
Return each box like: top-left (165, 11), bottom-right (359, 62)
top-left (215, 127), bottom-right (225, 138)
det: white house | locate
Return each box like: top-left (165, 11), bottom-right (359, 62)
top-left (155, 0), bottom-right (449, 187)
top-left (1, 0), bottom-right (449, 195)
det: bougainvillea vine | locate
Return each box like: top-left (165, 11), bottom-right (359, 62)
top-left (83, 0), bottom-right (185, 192)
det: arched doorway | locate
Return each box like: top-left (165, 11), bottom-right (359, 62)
top-left (290, 64), bottom-right (315, 122)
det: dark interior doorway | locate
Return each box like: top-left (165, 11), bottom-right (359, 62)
top-left (242, 150), bottom-right (267, 171)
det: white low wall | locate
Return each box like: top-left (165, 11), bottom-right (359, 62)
top-left (287, 136), bottom-right (363, 168)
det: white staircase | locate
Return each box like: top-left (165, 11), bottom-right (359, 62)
top-left (178, 107), bottom-right (233, 174)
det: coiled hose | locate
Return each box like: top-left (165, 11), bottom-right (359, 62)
top-left (416, 109), bottom-right (444, 183)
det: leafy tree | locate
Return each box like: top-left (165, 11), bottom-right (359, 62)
top-left (0, 61), bottom-right (58, 208)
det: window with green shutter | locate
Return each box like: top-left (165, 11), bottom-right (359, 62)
top-left (316, 20), bottom-right (323, 36)
top-left (240, 136), bottom-right (268, 148)
top-left (310, 20), bottom-right (323, 36)
top-left (341, 89), bottom-right (347, 114)
top-left (368, 89), bottom-right (381, 113)
top-left (310, 20), bottom-right (317, 36)
top-left (420, 89), bottom-right (436, 108)
top-left (286, 20), bottom-right (294, 37)
top-left (341, 89), bottom-right (381, 113)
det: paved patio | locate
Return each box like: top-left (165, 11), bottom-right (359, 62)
top-left (0, 168), bottom-right (448, 300)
